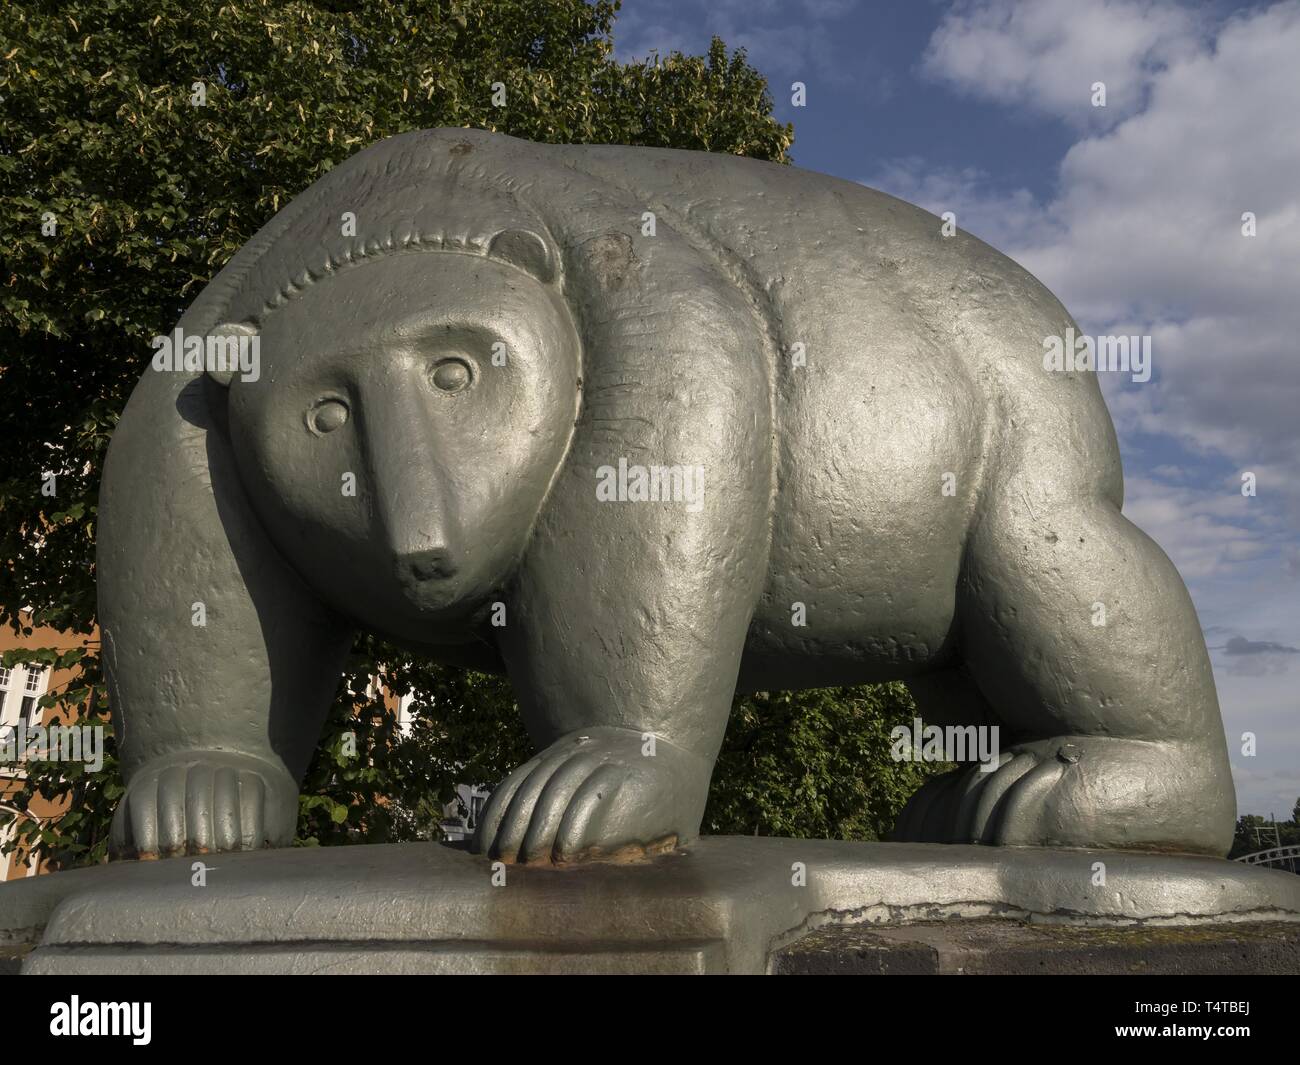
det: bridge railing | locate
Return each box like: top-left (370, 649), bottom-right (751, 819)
top-left (1235, 844), bottom-right (1300, 872)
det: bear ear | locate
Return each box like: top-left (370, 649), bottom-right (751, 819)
top-left (205, 321), bottom-right (260, 388)
top-left (488, 228), bottom-right (558, 285)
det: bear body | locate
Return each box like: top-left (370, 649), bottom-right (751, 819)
top-left (98, 129), bottom-right (1235, 863)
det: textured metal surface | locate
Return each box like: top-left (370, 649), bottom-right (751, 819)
top-left (98, 127), bottom-right (1235, 866)
top-left (6, 839), bottom-right (1298, 974)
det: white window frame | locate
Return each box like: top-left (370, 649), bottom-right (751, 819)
top-left (24, 667), bottom-right (46, 695)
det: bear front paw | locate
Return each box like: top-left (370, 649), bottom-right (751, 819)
top-left (471, 727), bottom-right (710, 864)
top-left (109, 751), bottom-right (298, 859)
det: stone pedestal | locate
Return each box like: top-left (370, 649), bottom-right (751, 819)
top-left (3, 838), bottom-right (1298, 974)
top-left (772, 918), bottom-right (1300, 974)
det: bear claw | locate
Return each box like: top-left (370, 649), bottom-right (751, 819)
top-left (472, 726), bottom-right (709, 865)
top-left (109, 751), bottom-right (297, 859)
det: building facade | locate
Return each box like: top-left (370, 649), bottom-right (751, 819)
top-left (0, 615), bottom-right (92, 880)
top-left (3, 623), bottom-right (490, 876)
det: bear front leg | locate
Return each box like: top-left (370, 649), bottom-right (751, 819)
top-left (477, 496), bottom-right (769, 865)
top-left (475, 335), bottom-right (772, 862)
top-left (477, 438), bottom-right (772, 863)
top-left (99, 365), bottom-right (354, 858)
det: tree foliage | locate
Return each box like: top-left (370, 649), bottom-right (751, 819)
top-left (704, 684), bottom-right (944, 841)
top-left (0, 0), bottom-right (933, 868)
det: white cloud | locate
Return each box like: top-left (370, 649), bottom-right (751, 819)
top-left (1120, 475), bottom-right (1271, 582)
top-left (922, 0), bottom-right (1209, 127)
top-left (1216, 644), bottom-right (1300, 815)
top-left (1228, 759), bottom-right (1300, 821)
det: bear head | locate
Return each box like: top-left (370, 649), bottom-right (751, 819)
top-left (206, 227), bottom-right (581, 641)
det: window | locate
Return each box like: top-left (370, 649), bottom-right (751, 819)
top-left (24, 667), bottom-right (45, 694)
top-left (0, 666), bottom-right (10, 688)
top-left (21, 696), bottom-right (38, 729)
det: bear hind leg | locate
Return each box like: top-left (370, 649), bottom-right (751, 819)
top-left (896, 496), bottom-right (1235, 855)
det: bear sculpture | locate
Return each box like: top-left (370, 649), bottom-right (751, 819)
top-left (98, 128), bottom-right (1236, 864)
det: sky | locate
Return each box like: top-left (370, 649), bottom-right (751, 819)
top-left (613, 0), bottom-right (1299, 820)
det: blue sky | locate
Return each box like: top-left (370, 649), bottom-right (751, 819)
top-left (614, 0), bottom-right (1300, 819)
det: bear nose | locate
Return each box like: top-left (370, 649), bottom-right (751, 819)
top-left (399, 548), bottom-right (458, 582)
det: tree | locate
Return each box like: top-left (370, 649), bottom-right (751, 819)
top-left (1230, 814), bottom-right (1269, 859)
top-left (704, 685), bottom-right (944, 841)
top-left (0, 0), bottom-right (931, 868)
top-left (1229, 809), bottom-right (1300, 859)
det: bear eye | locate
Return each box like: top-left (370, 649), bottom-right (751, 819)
top-left (429, 357), bottom-right (473, 394)
top-left (307, 398), bottom-right (349, 435)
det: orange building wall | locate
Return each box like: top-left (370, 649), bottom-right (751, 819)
top-left (0, 615), bottom-right (98, 879)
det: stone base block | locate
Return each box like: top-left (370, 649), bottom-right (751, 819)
top-left (2, 838), bottom-right (1298, 974)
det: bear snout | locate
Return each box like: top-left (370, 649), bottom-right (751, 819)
top-left (398, 548), bottom-right (458, 583)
